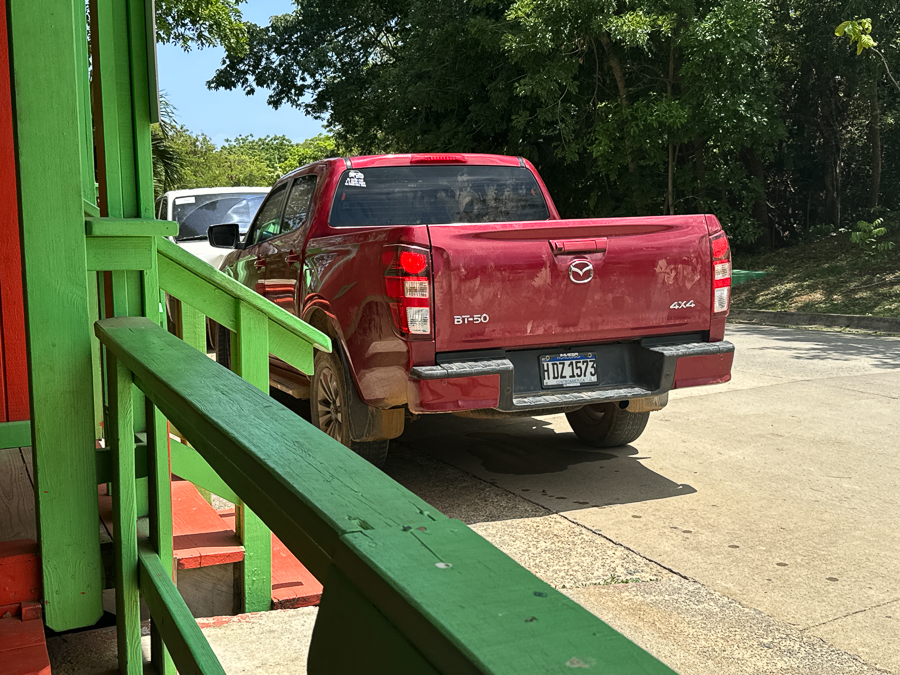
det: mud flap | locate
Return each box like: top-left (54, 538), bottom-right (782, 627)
top-left (336, 348), bottom-right (405, 441)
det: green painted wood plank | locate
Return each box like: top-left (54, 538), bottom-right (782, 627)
top-left (269, 323), bottom-right (314, 376)
top-left (180, 302), bottom-right (206, 353)
top-left (330, 525), bottom-right (675, 675)
top-left (170, 439), bottom-right (239, 504)
top-left (147, 399), bottom-right (175, 675)
top-left (234, 304), bottom-right (268, 389)
top-left (86, 217), bottom-right (177, 237)
top-left (143, 0), bottom-right (160, 124)
top-left (0, 420), bottom-right (32, 449)
top-left (89, 272), bottom-right (105, 437)
top-left (309, 565), bottom-right (440, 675)
top-left (158, 255), bottom-right (238, 332)
top-left (9, 0), bottom-right (103, 630)
top-left (125, 0), bottom-right (154, 217)
top-left (86, 237), bottom-right (154, 271)
top-left (84, 199), bottom-right (101, 217)
top-left (158, 239), bottom-right (330, 353)
top-left (95, 444), bottom-right (148, 484)
top-left (74, 0), bottom-right (95, 210)
top-left (95, 0), bottom-right (135, 218)
top-left (138, 542), bottom-right (226, 675)
top-left (107, 354), bottom-right (142, 674)
top-left (233, 304), bottom-right (272, 612)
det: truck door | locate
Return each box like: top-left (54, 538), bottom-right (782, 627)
top-left (263, 173), bottom-right (319, 315)
top-left (226, 181), bottom-right (288, 294)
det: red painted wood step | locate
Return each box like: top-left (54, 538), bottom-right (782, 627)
top-left (171, 480), bottom-right (243, 570)
top-left (99, 480), bottom-right (321, 609)
top-left (0, 538), bottom-right (49, 675)
top-left (0, 539), bottom-right (41, 617)
top-left (0, 617), bottom-right (51, 675)
top-left (218, 509), bottom-right (322, 608)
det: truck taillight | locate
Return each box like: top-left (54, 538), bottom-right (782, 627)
top-left (710, 231), bottom-right (731, 314)
top-left (384, 245), bottom-right (433, 338)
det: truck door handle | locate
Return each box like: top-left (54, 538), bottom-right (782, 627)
top-left (254, 256), bottom-right (267, 270)
top-left (286, 250), bottom-right (301, 265)
top-left (550, 238), bottom-right (608, 255)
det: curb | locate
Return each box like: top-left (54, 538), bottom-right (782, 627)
top-left (728, 309), bottom-right (900, 333)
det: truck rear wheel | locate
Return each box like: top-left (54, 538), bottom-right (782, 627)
top-left (311, 349), bottom-right (390, 467)
top-left (565, 403), bottom-right (650, 448)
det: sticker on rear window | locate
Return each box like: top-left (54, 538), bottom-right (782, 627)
top-left (174, 196), bottom-right (196, 204)
top-left (345, 170), bottom-right (367, 188)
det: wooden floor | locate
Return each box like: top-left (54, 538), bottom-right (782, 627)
top-left (0, 446), bottom-right (35, 542)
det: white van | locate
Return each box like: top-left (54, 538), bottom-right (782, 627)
top-left (156, 187), bottom-right (270, 269)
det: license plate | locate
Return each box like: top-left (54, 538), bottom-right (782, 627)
top-left (540, 353), bottom-right (597, 388)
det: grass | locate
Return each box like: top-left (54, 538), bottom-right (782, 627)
top-left (731, 229), bottom-right (900, 318)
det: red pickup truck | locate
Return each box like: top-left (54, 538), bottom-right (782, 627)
top-left (209, 153), bottom-right (734, 466)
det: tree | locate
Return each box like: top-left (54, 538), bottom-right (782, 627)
top-left (836, 17), bottom-right (900, 209)
top-left (152, 93), bottom-right (185, 195)
top-left (158, 128), bottom-right (344, 192)
top-left (155, 0), bottom-right (248, 55)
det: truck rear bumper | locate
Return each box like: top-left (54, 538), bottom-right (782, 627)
top-left (408, 340), bottom-right (734, 413)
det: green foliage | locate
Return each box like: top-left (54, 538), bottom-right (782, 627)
top-left (199, 0), bottom-right (900, 257)
top-left (835, 18), bottom-right (876, 56)
top-left (843, 218), bottom-right (897, 256)
top-left (160, 129), bottom-right (344, 192)
top-left (155, 0), bottom-right (248, 55)
top-left (151, 94), bottom-right (184, 194)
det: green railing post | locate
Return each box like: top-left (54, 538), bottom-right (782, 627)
top-left (9, 0), bottom-right (103, 629)
top-left (107, 352), bottom-right (142, 674)
top-left (234, 303), bottom-right (273, 612)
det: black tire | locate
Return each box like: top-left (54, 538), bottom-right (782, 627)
top-left (216, 324), bottom-right (232, 370)
top-left (565, 403), bottom-right (650, 448)
top-left (310, 348), bottom-right (389, 467)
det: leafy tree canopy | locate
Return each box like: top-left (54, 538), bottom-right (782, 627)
top-left (154, 129), bottom-right (344, 194)
top-left (156, 0), bottom-right (248, 55)
top-left (210, 0), bottom-right (785, 243)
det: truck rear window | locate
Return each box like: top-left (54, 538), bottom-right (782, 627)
top-left (329, 165), bottom-right (550, 227)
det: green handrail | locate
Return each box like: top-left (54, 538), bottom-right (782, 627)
top-left (97, 315), bottom-right (675, 675)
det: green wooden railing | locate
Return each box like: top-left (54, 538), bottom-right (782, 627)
top-left (87, 221), bottom-right (331, 621)
top-left (97, 313), bottom-right (674, 675)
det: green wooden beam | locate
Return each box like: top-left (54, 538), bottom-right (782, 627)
top-left (158, 239), bottom-right (331, 354)
top-left (8, 0), bottom-right (103, 630)
top-left (95, 443), bottom-right (148, 484)
top-left (0, 420), bottom-right (32, 449)
top-left (138, 542), bottom-right (226, 675)
top-left (233, 303), bottom-right (272, 612)
top-left (86, 217), bottom-right (177, 237)
top-left (86, 236), bottom-right (154, 271)
top-left (96, 317), bottom-right (674, 674)
top-left (108, 353), bottom-right (141, 674)
top-left (170, 439), bottom-right (238, 504)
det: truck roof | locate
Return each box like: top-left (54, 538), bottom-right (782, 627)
top-left (348, 153), bottom-right (524, 169)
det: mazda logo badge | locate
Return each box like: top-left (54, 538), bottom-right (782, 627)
top-left (568, 260), bottom-right (594, 284)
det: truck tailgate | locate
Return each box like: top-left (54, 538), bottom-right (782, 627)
top-left (428, 216), bottom-right (712, 352)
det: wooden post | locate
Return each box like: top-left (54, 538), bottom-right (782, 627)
top-left (233, 303), bottom-right (273, 612)
top-left (107, 354), bottom-right (142, 674)
top-left (8, 0), bottom-right (103, 630)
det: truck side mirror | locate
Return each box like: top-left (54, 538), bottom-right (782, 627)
top-left (208, 223), bottom-right (241, 249)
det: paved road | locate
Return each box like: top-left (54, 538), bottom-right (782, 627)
top-left (385, 324), bottom-right (900, 674)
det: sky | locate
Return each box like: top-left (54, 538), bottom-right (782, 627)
top-left (156, 0), bottom-right (324, 146)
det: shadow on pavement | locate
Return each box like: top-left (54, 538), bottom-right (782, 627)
top-left (390, 415), bottom-right (696, 523)
top-left (269, 389), bottom-right (696, 522)
top-left (731, 324), bottom-right (900, 369)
